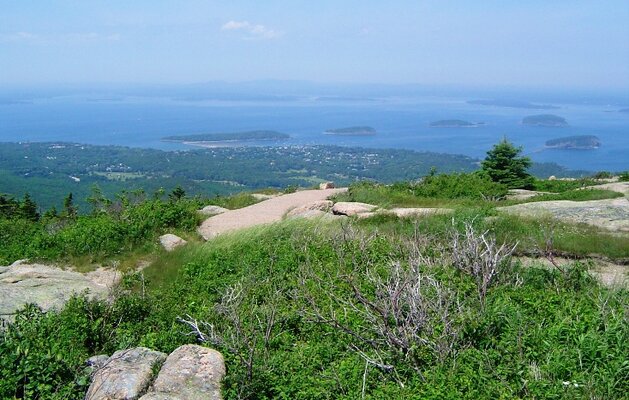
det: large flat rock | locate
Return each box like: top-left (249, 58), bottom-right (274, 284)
top-left (499, 197), bottom-right (629, 232)
top-left (0, 260), bottom-right (120, 319)
top-left (331, 201), bottom-right (377, 216)
top-left (198, 188), bottom-right (346, 240)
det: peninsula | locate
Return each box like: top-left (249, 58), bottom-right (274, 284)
top-left (162, 130), bottom-right (290, 144)
top-left (430, 119), bottom-right (484, 128)
top-left (545, 135), bottom-right (601, 150)
top-left (323, 126), bottom-right (377, 136)
top-left (522, 114), bottom-right (568, 127)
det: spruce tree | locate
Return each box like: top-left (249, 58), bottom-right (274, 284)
top-left (481, 138), bottom-right (534, 189)
top-left (169, 185), bottom-right (186, 201)
top-left (19, 193), bottom-right (39, 221)
top-left (63, 193), bottom-right (78, 219)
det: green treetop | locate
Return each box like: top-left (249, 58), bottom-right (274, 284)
top-left (481, 138), bottom-right (534, 189)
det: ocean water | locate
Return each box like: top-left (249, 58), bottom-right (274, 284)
top-left (0, 95), bottom-right (627, 172)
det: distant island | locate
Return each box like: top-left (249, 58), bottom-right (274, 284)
top-left (162, 130), bottom-right (290, 143)
top-left (522, 114), bottom-right (568, 127)
top-left (468, 99), bottom-right (559, 110)
top-left (545, 135), bottom-right (601, 150)
top-left (430, 119), bottom-right (485, 128)
top-left (619, 108), bottom-right (629, 113)
top-left (315, 96), bottom-right (377, 102)
top-left (323, 126), bottom-right (377, 136)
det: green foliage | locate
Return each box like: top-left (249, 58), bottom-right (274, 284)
top-left (519, 189), bottom-right (623, 203)
top-left (335, 172), bottom-right (507, 208)
top-left (618, 171), bottom-right (629, 182)
top-left (481, 138), bottom-right (534, 189)
top-left (0, 196), bottom-right (201, 265)
top-left (2, 220), bottom-right (626, 399)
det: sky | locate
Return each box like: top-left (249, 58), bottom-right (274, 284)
top-left (1, 0), bottom-right (628, 89)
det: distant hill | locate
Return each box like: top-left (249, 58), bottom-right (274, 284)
top-left (163, 130), bottom-right (290, 142)
top-left (522, 114), bottom-right (568, 127)
top-left (323, 126), bottom-right (377, 136)
top-left (430, 119), bottom-right (484, 128)
top-left (545, 135), bottom-right (601, 149)
top-left (468, 99), bottom-right (559, 110)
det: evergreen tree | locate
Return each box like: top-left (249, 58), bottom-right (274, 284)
top-left (87, 184), bottom-right (111, 215)
top-left (169, 185), bottom-right (186, 201)
top-left (63, 193), bottom-right (78, 219)
top-left (19, 193), bottom-right (39, 221)
top-left (0, 194), bottom-right (20, 219)
top-left (481, 138), bottom-right (534, 189)
top-left (42, 206), bottom-right (59, 220)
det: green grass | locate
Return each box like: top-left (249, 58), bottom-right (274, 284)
top-left (202, 192), bottom-right (261, 210)
top-left (506, 188), bottom-right (624, 205)
top-left (331, 181), bottom-right (492, 209)
top-left (532, 178), bottom-right (603, 192)
top-left (355, 210), bottom-right (629, 261)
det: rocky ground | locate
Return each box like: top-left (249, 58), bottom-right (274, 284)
top-left (501, 182), bottom-right (629, 232)
top-left (500, 197), bottom-right (629, 232)
top-left (0, 260), bottom-right (120, 321)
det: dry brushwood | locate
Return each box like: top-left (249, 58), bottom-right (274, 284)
top-left (177, 280), bottom-right (280, 397)
top-left (298, 231), bottom-right (461, 376)
top-left (450, 219), bottom-right (516, 305)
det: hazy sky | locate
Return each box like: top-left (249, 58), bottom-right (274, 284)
top-left (1, 0), bottom-right (628, 89)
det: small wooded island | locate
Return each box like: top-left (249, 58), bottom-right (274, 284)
top-left (523, 114), bottom-right (568, 127)
top-left (323, 126), bottom-right (377, 136)
top-left (468, 99), bottom-right (558, 109)
top-left (162, 130), bottom-right (290, 143)
top-left (430, 119), bottom-right (485, 128)
top-left (545, 135), bottom-right (601, 149)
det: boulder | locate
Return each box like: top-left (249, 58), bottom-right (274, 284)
top-left (286, 200), bottom-right (333, 218)
top-left (198, 205), bottom-right (229, 216)
top-left (0, 261), bottom-right (120, 320)
top-left (159, 234), bottom-right (187, 252)
top-left (85, 347), bottom-right (167, 400)
top-left (87, 355), bottom-right (111, 371)
top-left (319, 181), bottom-right (335, 189)
top-left (140, 345), bottom-right (225, 400)
top-left (331, 202), bottom-right (377, 216)
top-left (548, 175), bottom-right (557, 180)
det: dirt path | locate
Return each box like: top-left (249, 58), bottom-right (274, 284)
top-left (198, 188), bottom-right (347, 240)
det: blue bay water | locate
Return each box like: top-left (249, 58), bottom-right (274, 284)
top-left (0, 96), bottom-right (627, 172)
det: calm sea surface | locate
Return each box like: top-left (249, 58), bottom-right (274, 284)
top-left (1, 95), bottom-right (627, 171)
